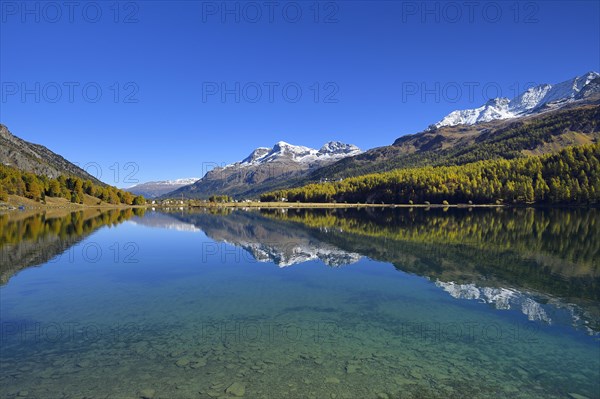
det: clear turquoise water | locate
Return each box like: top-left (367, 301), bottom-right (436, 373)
top-left (1, 208), bottom-right (598, 399)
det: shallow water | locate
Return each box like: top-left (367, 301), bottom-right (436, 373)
top-left (1, 208), bottom-right (598, 399)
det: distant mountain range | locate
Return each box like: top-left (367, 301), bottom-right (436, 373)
top-left (127, 178), bottom-right (200, 198)
top-left (163, 141), bottom-right (361, 199)
top-left (153, 71), bottom-right (599, 199)
top-left (0, 124), bottom-right (104, 185)
top-left (2, 71), bottom-right (598, 201)
top-left (430, 71), bottom-right (599, 129)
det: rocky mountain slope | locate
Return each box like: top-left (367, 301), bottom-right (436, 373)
top-left (165, 141), bottom-right (361, 199)
top-left (308, 99), bottom-right (600, 181)
top-left (0, 124), bottom-right (104, 185)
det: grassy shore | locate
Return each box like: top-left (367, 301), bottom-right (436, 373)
top-left (0, 194), bottom-right (146, 212)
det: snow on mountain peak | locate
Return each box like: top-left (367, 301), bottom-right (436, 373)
top-left (509, 83), bottom-right (552, 114)
top-left (319, 141), bottom-right (362, 156)
top-left (126, 178), bottom-right (201, 198)
top-left (433, 99), bottom-right (513, 128)
top-left (271, 141), bottom-right (314, 157)
top-left (430, 71), bottom-right (600, 130)
top-left (580, 71), bottom-right (600, 87)
top-left (165, 178), bottom-right (200, 185)
top-left (240, 147), bottom-right (270, 164)
top-left (129, 177), bottom-right (199, 188)
top-left (233, 140), bottom-right (362, 168)
top-left (485, 97), bottom-right (510, 106)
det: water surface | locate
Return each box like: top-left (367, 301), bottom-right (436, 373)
top-left (1, 207), bottom-right (598, 399)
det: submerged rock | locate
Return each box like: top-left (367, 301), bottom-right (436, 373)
top-left (345, 363), bottom-right (360, 374)
top-left (568, 394), bottom-right (590, 399)
top-left (191, 359), bottom-right (207, 368)
top-left (139, 388), bottom-right (155, 399)
top-left (225, 382), bottom-right (246, 397)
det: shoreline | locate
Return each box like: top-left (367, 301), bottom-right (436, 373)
top-left (2, 197), bottom-right (597, 213)
top-left (185, 202), bottom-right (504, 209)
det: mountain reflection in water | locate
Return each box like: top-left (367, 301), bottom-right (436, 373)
top-left (2, 206), bottom-right (598, 335)
top-left (160, 207), bottom-right (600, 335)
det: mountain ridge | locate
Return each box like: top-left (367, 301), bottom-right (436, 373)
top-left (0, 124), bottom-right (105, 186)
top-left (127, 178), bottom-right (200, 198)
top-left (163, 141), bottom-right (361, 199)
top-left (430, 71), bottom-right (599, 129)
top-left (305, 99), bottom-right (600, 183)
top-left (4, 71), bottom-right (598, 202)
top-left (166, 72), bottom-right (600, 199)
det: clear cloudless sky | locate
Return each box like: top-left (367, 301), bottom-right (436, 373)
top-left (1, 0), bottom-right (599, 186)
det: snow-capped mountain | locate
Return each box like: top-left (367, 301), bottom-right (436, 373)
top-left (166, 141), bottom-right (361, 199)
top-left (231, 141), bottom-right (362, 169)
top-left (431, 71), bottom-right (600, 129)
top-left (128, 178), bottom-right (200, 198)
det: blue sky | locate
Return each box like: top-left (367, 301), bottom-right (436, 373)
top-left (1, 0), bottom-right (599, 186)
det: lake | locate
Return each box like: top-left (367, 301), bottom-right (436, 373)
top-left (1, 207), bottom-right (598, 399)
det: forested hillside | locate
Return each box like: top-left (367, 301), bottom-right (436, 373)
top-left (261, 144), bottom-right (600, 204)
top-left (0, 164), bottom-right (145, 205)
top-left (308, 103), bottom-right (599, 180)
